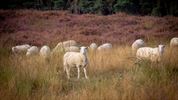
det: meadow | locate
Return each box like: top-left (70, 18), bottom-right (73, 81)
top-left (0, 45), bottom-right (178, 100)
top-left (0, 10), bottom-right (178, 100)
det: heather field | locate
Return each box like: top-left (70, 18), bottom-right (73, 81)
top-left (0, 10), bottom-right (178, 100)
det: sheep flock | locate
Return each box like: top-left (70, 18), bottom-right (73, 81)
top-left (11, 37), bottom-right (178, 79)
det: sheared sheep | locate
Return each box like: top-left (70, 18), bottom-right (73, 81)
top-left (170, 37), bottom-right (178, 47)
top-left (136, 44), bottom-right (165, 62)
top-left (97, 43), bottom-right (112, 51)
top-left (132, 39), bottom-right (145, 54)
top-left (40, 45), bottom-right (51, 60)
top-left (89, 43), bottom-right (98, 50)
top-left (12, 44), bottom-right (31, 54)
top-left (63, 46), bottom-right (88, 79)
top-left (26, 46), bottom-right (39, 56)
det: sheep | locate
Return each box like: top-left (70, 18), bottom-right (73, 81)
top-left (97, 43), bottom-right (112, 51)
top-left (136, 45), bottom-right (165, 62)
top-left (89, 43), bottom-right (98, 50)
top-left (132, 39), bottom-right (145, 54)
top-left (39, 45), bottom-right (51, 60)
top-left (12, 44), bottom-right (31, 54)
top-left (52, 40), bottom-right (78, 53)
top-left (26, 46), bottom-right (39, 56)
top-left (64, 46), bottom-right (80, 52)
top-left (63, 46), bottom-right (89, 79)
top-left (170, 37), bottom-right (178, 47)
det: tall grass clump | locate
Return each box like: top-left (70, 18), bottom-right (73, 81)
top-left (0, 45), bottom-right (178, 100)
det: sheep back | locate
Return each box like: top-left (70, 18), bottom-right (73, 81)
top-left (170, 37), bottom-right (178, 47)
top-left (64, 52), bottom-right (87, 67)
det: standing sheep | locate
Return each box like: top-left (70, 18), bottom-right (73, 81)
top-left (89, 43), bottom-right (98, 51)
top-left (132, 39), bottom-right (145, 54)
top-left (97, 43), bottom-right (112, 51)
top-left (63, 46), bottom-right (89, 79)
top-left (40, 45), bottom-right (51, 60)
top-left (136, 44), bottom-right (165, 62)
top-left (12, 44), bottom-right (31, 54)
top-left (26, 46), bottom-right (39, 56)
top-left (170, 37), bottom-right (178, 47)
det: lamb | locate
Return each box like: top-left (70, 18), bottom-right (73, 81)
top-left (89, 43), bottom-right (98, 50)
top-left (63, 46), bottom-right (89, 79)
top-left (12, 44), bottom-right (31, 54)
top-left (39, 45), bottom-right (51, 59)
top-left (26, 46), bottom-right (39, 56)
top-left (136, 45), bottom-right (165, 62)
top-left (52, 40), bottom-right (78, 53)
top-left (132, 39), bottom-right (145, 54)
top-left (97, 43), bottom-right (112, 51)
top-left (170, 37), bottom-right (178, 47)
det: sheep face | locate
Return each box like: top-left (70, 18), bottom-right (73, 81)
top-left (80, 46), bottom-right (88, 54)
top-left (158, 45), bottom-right (165, 55)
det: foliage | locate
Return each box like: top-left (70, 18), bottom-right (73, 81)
top-left (1, 0), bottom-right (178, 16)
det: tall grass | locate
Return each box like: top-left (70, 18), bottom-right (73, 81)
top-left (0, 46), bottom-right (178, 100)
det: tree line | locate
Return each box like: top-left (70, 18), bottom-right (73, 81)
top-left (1, 0), bottom-right (178, 16)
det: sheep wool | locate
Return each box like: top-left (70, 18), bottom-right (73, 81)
top-left (12, 44), bottom-right (31, 54)
top-left (40, 45), bottom-right (51, 59)
top-left (97, 43), bottom-right (112, 51)
top-left (26, 46), bottom-right (39, 56)
top-left (132, 39), bottom-right (145, 53)
top-left (89, 43), bottom-right (98, 50)
top-left (136, 45), bottom-right (165, 62)
top-left (52, 40), bottom-right (78, 53)
top-left (170, 37), bottom-right (178, 47)
top-left (63, 46), bottom-right (88, 79)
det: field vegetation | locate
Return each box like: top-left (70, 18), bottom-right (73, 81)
top-left (0, 10), bottom-right (178, 100)
top-left (0, 45), bottom-right (178, 100)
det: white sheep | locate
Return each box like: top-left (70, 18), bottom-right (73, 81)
top-left (40, 45), bottom-right (51, 59)
top-left (136, 45), bottom-right (165, 62)
top-left (89, 43), bottom-right (98, 50)
top-left (170, 37), bottom-right (178, 47)
top-left (132, 39), bottom-right (145, 54)
top-left (64, 46), bottom-right (80, 52)
top-left (52, 40), bottom-right (78, 53)
top-left (97, 43), bottom-right (112, 51)
top-left (12, 44), bottom-right (31, 54)
top-left (63, 46), bottom-right (88, 79)
top-left (26, 46), bottom-right (39, 56)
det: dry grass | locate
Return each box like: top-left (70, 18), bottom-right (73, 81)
top-left (0, 45), bottom-right (178, 100)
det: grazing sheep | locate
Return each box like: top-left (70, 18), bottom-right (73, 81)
top-left (52, 40), bottom-right (78, 53)
top-left (89, 43), bottom-right (98, 50)
top-left (40, 45), bottom-right (51, 59)
top-left (97, 43), bottom-right (112, 51)
top-left (63, 46), bottom-right (88, 79)
top-left (136, 45), bottom-right (165, 62)
top-left (170, 37), bottom-right (178, 47)
top-left (26, 46), bottom-right (39, 56)
top-left (132, 39), bottom-right (145, 54)
top-left (12, 44), bottom-right (31, 54)
top-left (64, 46), bottom-right (80, 52)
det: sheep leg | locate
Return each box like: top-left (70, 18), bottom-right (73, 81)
top-left (83, 68), bottom-right (88, 79)
top-left (65, 67), bottom-right (70, 79)
top-left (77, 66), bottom-right (80, 79)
